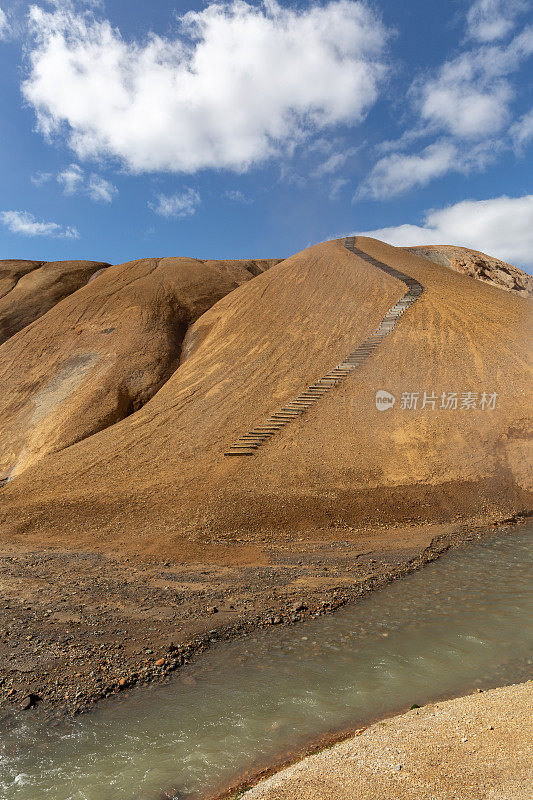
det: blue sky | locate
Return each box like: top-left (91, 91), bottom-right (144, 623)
top-left (0, 0), bottom-right (532, 269)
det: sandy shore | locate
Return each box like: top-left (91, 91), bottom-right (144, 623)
top-left (242, 681), bottom-right (533, 800)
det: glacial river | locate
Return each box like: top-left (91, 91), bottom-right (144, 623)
top-left (0, 525), bottom-right (531, 800)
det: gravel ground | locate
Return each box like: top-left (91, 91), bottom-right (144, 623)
top-left (0, 520), bottom-right (463, 715)
top-left (241, 681), bottom-right (533, 800)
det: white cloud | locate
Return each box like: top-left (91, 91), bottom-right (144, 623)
top-left (56, 163), bottom-right (117, 202)
top-left (30, 170), bottom-right (52, 186)
top-left (328, 177), bottom-right (349, 200)
top-left (0, 8), bottom-right (9, 40)
top-left (362, 14), bottom-right (533, 199)
top-left (311, 147), bottom-right (358, 178)
top-left (357, 141), bottom-right (461, 199)
top-left (149, 188), bottom-right (200, 218)
top-left (415, 26), bottom-right (533, 140)
top-left (485, 23), bottom-right (533, 71)
top-left (374, 125), bottom-right (433, 156)
top-left (359, 194), bottom-right (533, 269)
top-left (466, 0), bottom-right (527, 42)
top-left (22, 1), bottom-right (389, 174)
top-left (224, 189), bottom-right (253, 204)
top-left (86, 173), bottom-right (117, 203)
top-left (419, 74), bottom-right (512, 139)
top-left (57, 163), bottom-right (84, 194)
top-left (0, 210), bottom-right (79, 238)
top-left (511, 108), bottom-right (533, 149)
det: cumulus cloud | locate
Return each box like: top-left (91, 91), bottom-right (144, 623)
top-left (149, 188), bottom-right (200, 218)
top-left (414, 21), bottom-right (533, 141)
top-left (357, 140), bottom-right (499, 199)
top-left (357, 142), bottom-right (458, 199)
top-left (22, 1), bottom-right (388, 174)
top-left (359, 194), bottom-right (533, 269)
top-left (466, 0), bottom-right (528, 42)
top-left (419, 72), bottom-right (512, 140)
top-left (414, 26), bottom-right (533, 141)
top-left (0, 210), bottom-right (79, 238)
top-left (56, 163), bottom-right (117, 202)
top-left (361, 8), bottom-right (533, 199)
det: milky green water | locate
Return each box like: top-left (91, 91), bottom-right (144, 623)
top-left (0, 526), bottom-right (531, 800)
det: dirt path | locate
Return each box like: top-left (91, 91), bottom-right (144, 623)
top-left (241, 681), bottom-right (533, 800)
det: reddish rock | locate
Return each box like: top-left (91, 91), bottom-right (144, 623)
top-left (404, 245), bottom-right (533, 297)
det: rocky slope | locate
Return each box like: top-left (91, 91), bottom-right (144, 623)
top-left (404, 245), bottom-right (533, 297)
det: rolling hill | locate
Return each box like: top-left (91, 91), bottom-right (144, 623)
top-left (0, 237), bottom-right (530, 564)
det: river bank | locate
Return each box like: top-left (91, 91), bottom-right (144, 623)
top-left (239, 681), bottom-right (533, 800)
top-left (0, 513), bottom-right (528, 716)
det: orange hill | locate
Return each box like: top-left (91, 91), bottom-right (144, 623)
top-left (0, 259), bottom-right (110, 345)
top-left (0, 256), bottom-right (278, 478)
top-left (0, 237), bottom-right (531, 563)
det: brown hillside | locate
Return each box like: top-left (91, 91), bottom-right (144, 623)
top-left (0, 256), bottom-right (279, 478)
top-left (0, 259), bottom-right (110, 344)
top-left (404, 245), bottom-right (533, 297)
top-left (0, 238), bottom-right (531, 562)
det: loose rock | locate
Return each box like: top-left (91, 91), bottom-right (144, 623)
top-left (20, 693), bottom-right (40, 710)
